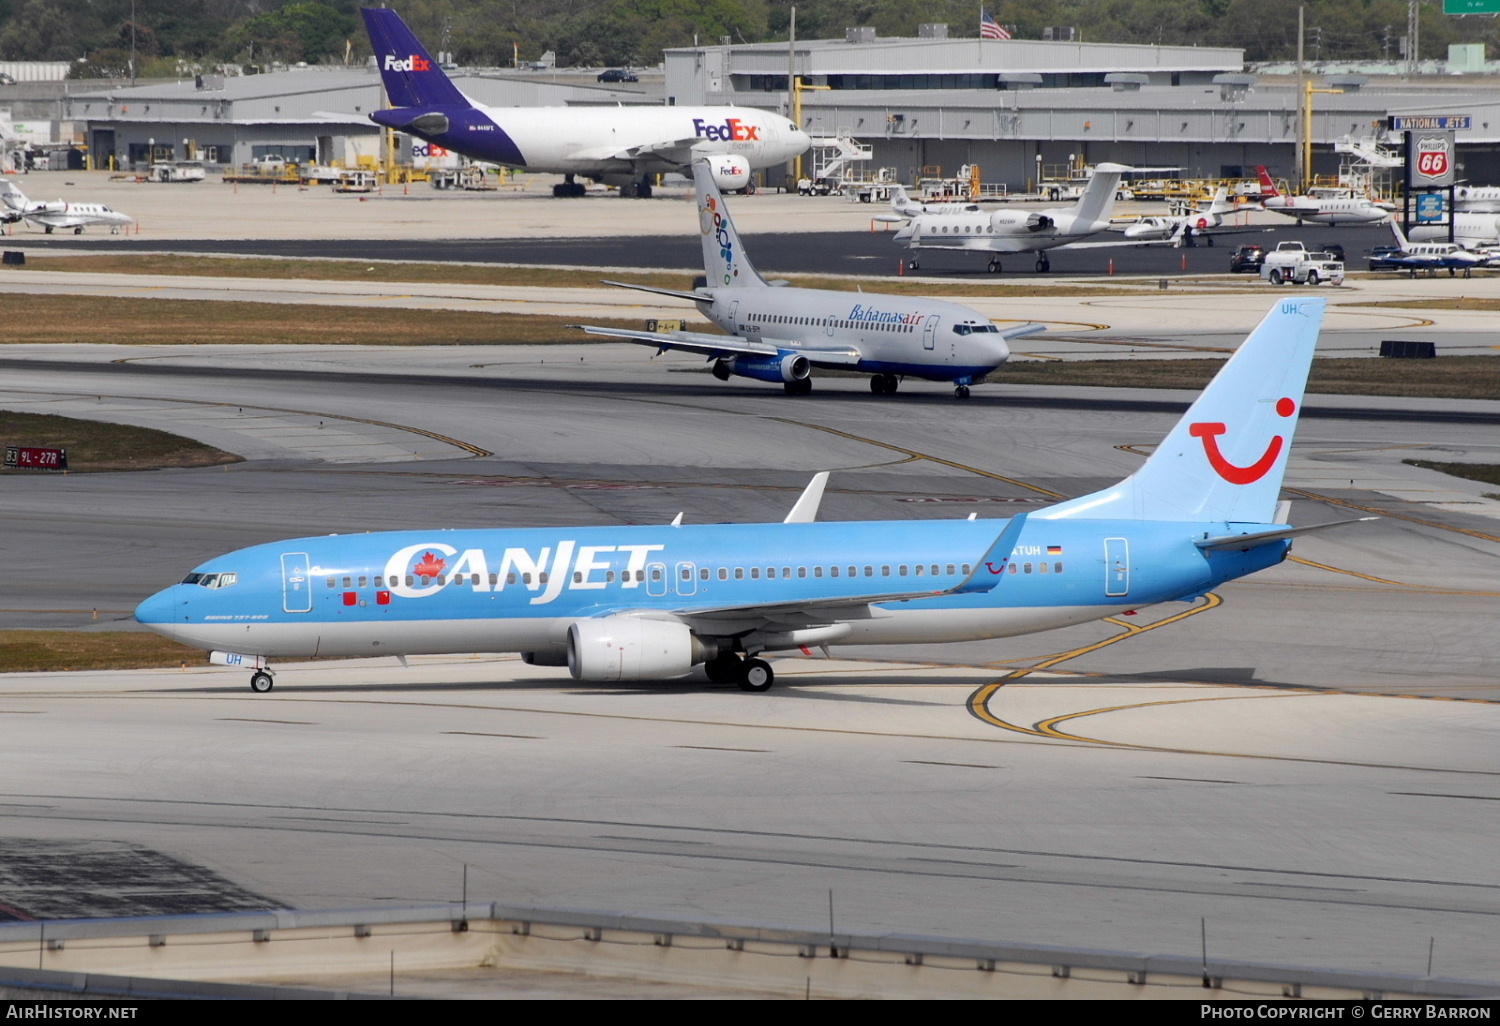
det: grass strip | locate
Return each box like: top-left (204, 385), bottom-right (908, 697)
top-left (1403, 459), bottom-right (1500, 486)
top-left (0, 630), bottom-right (204, 673)
top-left (0, 410), bottom-right (239, 472)
top-left (998, 355), bottom-right (1500, 401)
top-left (0, 294), bottom-right (640, 346)
top-left (15, 252), bottom-right (1188, 298)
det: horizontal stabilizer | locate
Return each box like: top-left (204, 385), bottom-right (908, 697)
top-left (1195, 517), bottom-right (1377, 551)
top-left (601, 280), bottom-right (710, 303)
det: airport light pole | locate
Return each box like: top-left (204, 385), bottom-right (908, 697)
top-left (1303, 81), bottom-right (1343, 189)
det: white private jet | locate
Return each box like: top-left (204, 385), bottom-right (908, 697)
top-left (1410, 212), bottom-right (1500, 248)
top-left (0, 181), bottom-right (133, 234)
top-left (363, 7), bottom-right (808, 198)
top-left (1109, 187), bottom-right (1266, 247)
top-left (571, 161), bottom-right (1041, 399)
top-left (1252, 166), bottom-right (1393, 226)
top-left (890, 164), bottom-right (1130, 273)
top-left (1454, 184), bottom-right (1500, 214)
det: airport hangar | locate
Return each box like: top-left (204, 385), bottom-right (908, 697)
top-left (58, 31), bottom-right (1500, 187)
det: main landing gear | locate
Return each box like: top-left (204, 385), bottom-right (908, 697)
top-left (620, 178), bottom-right (653, 198)
top-left (986, 257), bottom-right (1002, 273)
top-left (1035, 255), bottom-right (1051, 273)
top-left (249, 669), bottom-right (275, 693)
top-left (704, 652), bottom-right (776, 692)
top-left (551, 174), bottom-right (588, 198)
top-left (783, 378), bottom-right (813, 395)
top-left (869, 373), bottom-right (900, 395)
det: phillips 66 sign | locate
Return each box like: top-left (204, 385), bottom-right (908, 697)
top-left (1406, 131), bottom-right (1456, 188)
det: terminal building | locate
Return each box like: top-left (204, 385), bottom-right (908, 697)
top-left (41, 29), bottom-right (1500, 188)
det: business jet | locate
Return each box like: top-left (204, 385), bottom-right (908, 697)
top-left (1410, 212), bottom-right (1500, 249)
top-left (1454, 184), bottom-right (1500, 214)
top-left (887, 184), bottom-right (983, 217)
top-left (1252, 167), bottom-right (1393, 225)
top-left (1110, 187), bottom-right (1260, 246)
top-left (573, 161), bottom-right (1036, 399)
top-left (0, 181), bottom-right (133, 234)
top-left (362, 7), bottom-right (808, 198)
top-left (136, 297), bottom-right (1366, 695)
top-left (1381, 220), bottom-right (1492, 277)
top-left (890, 164), bottom-right (1130, 273)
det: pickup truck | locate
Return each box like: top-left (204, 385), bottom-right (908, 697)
top-left (1260, 242), bottom-right (1344, 285)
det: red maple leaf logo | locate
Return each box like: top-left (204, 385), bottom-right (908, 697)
top-left (411, 551), bottom-right (447, 579)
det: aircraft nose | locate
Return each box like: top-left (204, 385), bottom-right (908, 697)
top-left (982, 333), bottom-right (1012, 367)
top-left (788, 126), bottom-right (812, 152)
top-left (134, 587), bottom-right (180, 633)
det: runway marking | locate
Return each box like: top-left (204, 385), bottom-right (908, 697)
top-left (1390, 792), bottom-right (1500, 802)
top-left (1285, 486), bottom-right (1500, 545)
top-left (674, 745), bottom-right (770, 753)
top-left (1287, 556), bottom-right (1500, 595)
top-left (902, 760), bottom-right (1001, 769)
top-left (0, 386), bottom-right (493, 458)
top-left (445, 731), bottom-right (543, 739)
top-left (966, 594), bottom-right (1223, 736)
top-left (217, 717), bottom-right (316, 725)
top-left (1042, 337), bottom-right (1235, 354)
top-left (773, 419), bottom-right (1065, 499)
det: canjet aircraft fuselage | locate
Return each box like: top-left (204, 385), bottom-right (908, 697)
top-left (136, 298), bottom-right (1369, 694)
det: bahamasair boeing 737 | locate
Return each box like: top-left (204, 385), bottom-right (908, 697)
top-left (136, 297), bottom-right (1369, 695)
top-left (573, 162), bottom-right (1034, 398)
top-left (362, 7), bottom-right (807, 197)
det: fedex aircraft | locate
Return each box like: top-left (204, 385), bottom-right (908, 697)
top-left (1253, 167), bottom-right (1393, 225)
top-left (0, 181), bottom-right (133, 234)
top-left (135, 297), bottom-right (1366, 694)
top-left (890, 164), bottom-right (1130, 273)
top-left (573, 162), bottom-right (1034, 398)
top-left (362, 7), bottom-right (808, 198)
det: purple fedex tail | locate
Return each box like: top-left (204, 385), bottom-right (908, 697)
top-left (362, 7), bottom-right (467, 109)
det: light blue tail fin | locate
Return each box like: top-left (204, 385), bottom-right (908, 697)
top-left (691, 161), bottom-right (766, 288)
top-left (1038, 298), bottom-right (1324, 524)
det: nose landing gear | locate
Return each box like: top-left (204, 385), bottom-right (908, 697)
top-left (249, 669), bottom-right (275, 693)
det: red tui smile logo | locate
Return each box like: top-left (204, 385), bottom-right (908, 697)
top-left (1190, 397), bottom-right (1296, 484)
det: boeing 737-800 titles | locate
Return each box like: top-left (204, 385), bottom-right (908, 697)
top-left (362, 7), bottom-right (808, 197)
top-left (572, 162), bottom-right (1036, 398)
top-left (135, 297), bottom-right (1368, 694)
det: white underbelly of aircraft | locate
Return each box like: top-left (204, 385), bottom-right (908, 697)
top-left (838, 603), bottom-right (1126, 645)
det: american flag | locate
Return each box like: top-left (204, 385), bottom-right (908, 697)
top-left (980, 10), bottom-right (1012, 39)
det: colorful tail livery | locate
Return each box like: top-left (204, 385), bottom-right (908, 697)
top-left (1041, 298), bottom-right (1321, 524)
top-left (362, 7), bottom-right (466, 108)
top-left (359, 7), bottom-right (807, 198)
top-left (136, 298), bottom-right (1371, 694)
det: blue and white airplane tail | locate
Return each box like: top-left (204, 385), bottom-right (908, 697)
top-left (1039, 297), bottom-right (1323, 524)
top-left (692, 161), bottom-right (767, 288)
top-left (362, 6), bottom-right (468, 109)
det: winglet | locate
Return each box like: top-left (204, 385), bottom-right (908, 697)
top-left (783, 472), bottom-right (830, 524)
top-left (949, 513), bottom-right (1028, 595)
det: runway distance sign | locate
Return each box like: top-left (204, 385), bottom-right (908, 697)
top-left (4, 445), bottom-right (68, 471)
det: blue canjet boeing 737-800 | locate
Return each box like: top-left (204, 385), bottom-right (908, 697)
top-left (362, 7), bottom-right (807, 197)
top-left (135, 297), bottom-right (1370, 694)
top-left (573, 162), bottom-right (1037, 398)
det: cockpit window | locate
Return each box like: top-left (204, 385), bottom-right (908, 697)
top-left (954, 323), bottom-right (999, 335)
top-left (181, 572), bottom-right (238, 589)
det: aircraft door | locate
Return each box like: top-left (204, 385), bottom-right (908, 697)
top-left (281, 552), bottom-right (313, 613)
top-left (647, 562), bottom-right (667, 597)
top-left (675, 562), bottom-right (697, 597)
top-left (1104, 537), bottom-right (1130, 597)
top-left (727, 300), bottom-right (739, 331)
top-left (922, 314), bottom-right (939, 350)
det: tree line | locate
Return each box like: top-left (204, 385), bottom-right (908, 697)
top-left (0, 0), bottom-right (1494, 76)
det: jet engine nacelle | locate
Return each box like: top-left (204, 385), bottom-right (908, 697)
top-left (722, 351), bottom-right (810, 384)
top-left (705, 153), bottom-right (751, 192)
top-left (567, 615), bottom-right (709, 681)
top-left (1025, 213), bottom-right (1054, 232)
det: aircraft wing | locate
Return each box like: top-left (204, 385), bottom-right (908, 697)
top-left (572, 324), bottom-right (863, 366)
top-left (571, 136), bottom-right (703, 164)
top-left (671, 514), bottom-right (1029, 634)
